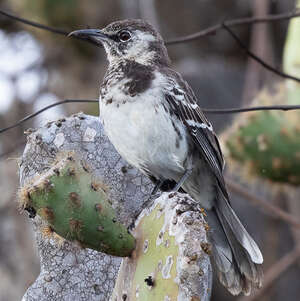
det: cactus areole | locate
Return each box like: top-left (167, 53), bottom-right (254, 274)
top-left (20, 154), bottom-right (135, 257)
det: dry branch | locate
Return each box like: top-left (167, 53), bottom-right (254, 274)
top-left (226, 179), bottom-right (300, 229)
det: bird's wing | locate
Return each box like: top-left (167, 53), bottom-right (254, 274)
top-left (164, 69), bottom-right (228, 199)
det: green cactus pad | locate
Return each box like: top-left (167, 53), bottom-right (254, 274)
top-left (20, 153), bottom-right (135, 257)
top-left (223, 85), bottom-right (300, 185)
top-left (128, 202), bottom-right (179, 300)
top-left (222, 10), bottom-right (300, 186)
top-left (111, 193), bottom-right (211, 301)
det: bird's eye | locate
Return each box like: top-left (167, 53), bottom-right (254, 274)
top-left (119, 30), bottom-right (131, 42)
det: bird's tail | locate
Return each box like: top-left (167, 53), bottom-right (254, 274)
top-left (206, 192), bottom-right (263, 295)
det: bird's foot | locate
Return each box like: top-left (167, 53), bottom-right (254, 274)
top-left (128, 176), bottom-right (190, 232)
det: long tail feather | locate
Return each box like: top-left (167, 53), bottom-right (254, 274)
top-left (206, 194), bottom-right (263, 295)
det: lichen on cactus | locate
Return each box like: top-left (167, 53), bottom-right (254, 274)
top-left (111, 193), bottom-right (212, 301)
top-left (19, 152), bottom-right (135, 257)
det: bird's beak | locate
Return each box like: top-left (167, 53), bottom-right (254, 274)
top-left (68, 29), bottom-right (109, 46)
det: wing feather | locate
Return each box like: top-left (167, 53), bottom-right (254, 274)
top-left (164, 69), bottom-right (228, 198)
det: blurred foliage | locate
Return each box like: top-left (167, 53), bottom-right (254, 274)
top-left (223, 83), bottom-right (300, 185)
top-left (10, 0), bottom-right (121, 59)
top-left (222, 5), bottom-right (300, 186)
top-left (11, 0), bottom-right (87, 58)
top-left (13, 0), bottom-right (80, 27)
top-left (0, 0), bottom-right (19, 31)
top-left (10, 0), bottom-right (120, 30)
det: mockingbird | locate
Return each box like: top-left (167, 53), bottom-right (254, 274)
top-left (70, 19), bottom-right (263, 295)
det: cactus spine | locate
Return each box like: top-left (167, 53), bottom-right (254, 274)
top-left (19, 153), bottom-right (135, 257)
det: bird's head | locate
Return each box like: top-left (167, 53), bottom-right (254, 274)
top-left (69, 19), bottom-right (170, 67)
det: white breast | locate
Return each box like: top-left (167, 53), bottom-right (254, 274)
top-left (99, 74), bottom-right (188, 180)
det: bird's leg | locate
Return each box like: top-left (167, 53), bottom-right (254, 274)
top-left (172, 168), bottom-right (193, 192)
top-left (151, 179), bottom-right (180, 194)
top-left (128, 168), bottom-right (192, 230)
top-left (150, 179), bottom-right (164, 195)
top-left (171, 156), bottom-right (194, 192)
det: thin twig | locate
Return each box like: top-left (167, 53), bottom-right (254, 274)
top-left (1, 8), bottom-right (300, 84)
top-left (0, 9), bottom-right (68, 36)
top-left (1, 100), bottom-right (300, 135)
top-left (222, 22), bottom-right (300, 84)
top-left (0, 99), bottom-right (97, 134)
top-left (1, 7), bottom-right (300, 46)
top-left (203, 104), bottom-right (300, 114)
top-left (166, 10), bottom-right (300, 44)
top-left (0, 9), bottom-right (98, 46)
top-left (237, 244), bottom-right (300, 301)
top-left (226, 179), bottom-right (300, 229)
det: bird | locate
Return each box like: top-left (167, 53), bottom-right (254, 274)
top-left (69, 19), bottom-right (263, 295)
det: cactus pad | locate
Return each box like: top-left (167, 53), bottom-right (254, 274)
top-left (222, 83), bottom-right (300, 185)
top-left (111, 193), bottom-right (212, 301)
top-left (19, 153), bottom-right (135, 257)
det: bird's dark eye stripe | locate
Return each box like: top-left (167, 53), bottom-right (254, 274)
top-left (109, 34), bottom-right (120, 42)
top-left (108, 32), bottom-right (131, 42)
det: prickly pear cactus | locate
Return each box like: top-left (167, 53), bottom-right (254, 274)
top-left (221, 7), bottom-right (300, 186)
top-left (19, 152), bottom-right (135, 257)
top-left (222, 83), bottom-right (300, 185)
top-left (111, 193), bottom-right (212, 301)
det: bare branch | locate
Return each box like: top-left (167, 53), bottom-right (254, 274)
top-left (166, 10), bottom-right (300, 45)
top-left (226, 179), bottom-right (300, 229)
top-left (0, 9), bottom-right (100, 46)
top-left (1, 99), bottom-right (300, 137)
top-left (203, 104), bottom-right (300, 114)
top-left (0, 99), bottom-right (97, 134)
top-left (222, 22), bottom-right (300, 84)
top-left (0, 8), bottom-right (69, 36)
top-left (1, 8), bottom-right (300, 84)
top-left (1, 7), bottom-right (300, 46)
top-left (237, 244), bottom-right (300, 301)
